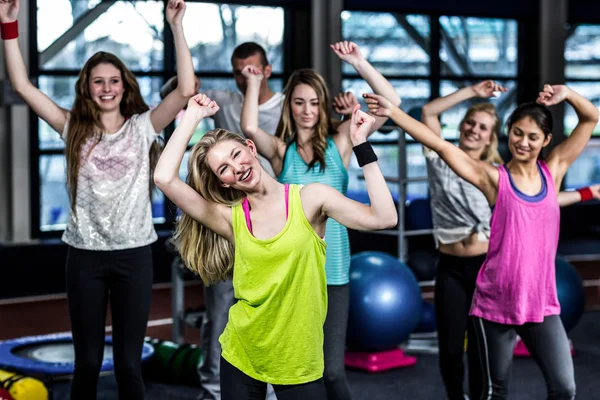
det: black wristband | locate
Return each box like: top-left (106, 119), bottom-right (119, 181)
top-left (353, 142), bottom-right (378, 167)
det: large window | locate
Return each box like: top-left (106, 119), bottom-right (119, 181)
top-left (342, 13), bottom-right (519, 202)
top-left (33, 0), bottom-right (285, 235)
top-left (564, 24), bottom-right (600, 189)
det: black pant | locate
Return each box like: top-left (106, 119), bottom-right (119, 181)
top-left (66, 245), bottom-right (153, 400)
top-left (435, 252), bottom-right (486, 400)
top-left (323, 284), bottom-right (352, 400)
top-left (220, 357), bottom-right (327, 400)
top-left (472, 316), bottom-right (575, 400)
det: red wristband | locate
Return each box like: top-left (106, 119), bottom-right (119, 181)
top-left (1, 20), bottom-right (18, 40)
top-left (577, 187), bottom-right (593, 202)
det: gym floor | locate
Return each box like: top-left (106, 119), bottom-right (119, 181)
top-left (2, 283), bottom-right (599, 400)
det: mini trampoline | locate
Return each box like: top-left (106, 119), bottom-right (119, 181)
top-left (0, 333), bottom-right (154, 377)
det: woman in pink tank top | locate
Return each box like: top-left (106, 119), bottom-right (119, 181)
top-left (364, 84), bottom-right (598, 400)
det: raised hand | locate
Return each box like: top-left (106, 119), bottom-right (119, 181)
top-left (0, 0), bottom-right (19, 23)
top-left (333, 91), bottom-right (359, 117)
top-left (186, 93), bottom-right (219, 120)
top-left (241, 65), bottom-right (264, 83)
top-left (166, 0), bottom-right (186, 26)
top-left (472, 80), bottom-right (508, 98)
top-left (350, 104), bottom-right (376, 143)
top-left (363, 93), bottom-right (396, 118)
top-left (330, 41), bottom-right (364, 66)
top-left (537, 84), bottom-right (569, 107)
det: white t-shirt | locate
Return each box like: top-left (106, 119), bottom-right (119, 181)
top-left (204, 90), bottom-right (284, 177)
top-left (61, 111), bottom-right (159, 250)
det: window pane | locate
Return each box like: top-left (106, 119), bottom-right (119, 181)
top-left (38, 0), bottom-right (164, 70)
top-left (341, 11), bottom-right (430, 76)
top-left (38, 76), bottom-right (164, 150)
top-left (40, 155), bottom-right (69, 231)
top-left (565, 24), bottom-right (600, 79)
top-left (439, 80), bottom-right (518, 139)
top-left (185, 4), bottom-right (284, 73)
top-left (564, 139), bottom-right (600, 188)
top-left (564, 81), bottom-right (600, 136)
top-left (440, 17), bottom-right (517, 77)
top-left (342, 79), bottom-right (430, 202)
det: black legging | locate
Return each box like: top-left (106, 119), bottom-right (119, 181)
top-left (66, 245), bottom-right (153, 400)
top-left (434, 252), bottom-right (486, 400)
top-left (220, 357), bottom-right (327, 400)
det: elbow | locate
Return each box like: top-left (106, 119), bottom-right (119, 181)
top-left (240, 122), bottom-right (257, 137)
top-left (153, 172), bottom-right (174, 190)
top-left (421, 104), bottom-right (434, 118)
top-left (373, 212), bottom-right (398, 230)
top-left (178, 84), bottom-right (197, 99)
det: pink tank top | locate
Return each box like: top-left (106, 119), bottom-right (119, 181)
top-left (469, 161), bottom-right (561, 325)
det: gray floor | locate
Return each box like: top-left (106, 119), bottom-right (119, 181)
top-left (51, 311), bottom-right (600, 400)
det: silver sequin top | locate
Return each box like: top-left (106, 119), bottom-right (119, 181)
top-left (61, 111), bottom-right (159, 250)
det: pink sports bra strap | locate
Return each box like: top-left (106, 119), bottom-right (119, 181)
top-left (242, 184), bottom-right (290, 235)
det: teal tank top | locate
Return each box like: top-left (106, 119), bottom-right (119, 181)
top-left (278, 136), bottom-right (351, 285)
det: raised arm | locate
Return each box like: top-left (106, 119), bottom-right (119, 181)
top-left (542, 85), bottom-right (600, 185)
top-left (331, 41), bottom-right (401, 134)
top-left (149, 0), bottom-right (196, 133)
top-left (310, 105), bottom-right (397, 230)
top-left (1, 0), bottom-right (67, 133)
top-left (365, 93), bottom-right (499, 204)
top-left (154, 94), bottom-right (232, 240)
top-left (239, 65), bottom-right (286, 168)
top-left (421, 80), bottom-right (508, 136)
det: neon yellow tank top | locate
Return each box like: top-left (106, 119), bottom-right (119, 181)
top-left (219, 184), bottom-right (328, 384)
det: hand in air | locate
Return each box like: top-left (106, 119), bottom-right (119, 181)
top-left (350, 104), bottom-right (376, 143)
top-left (333, 92), bottom-right (359, 117)
top-left (241, 65), bottom-right (264, 83)
top-left (536, 84), bottom-right (569, 107)
top-left (363, 93), bottom-right (396, 118)
top-left (186, 93), bottom-right (219, 120)
top-left (472, 80), bottom-right (508, 98)
top-left (330, 41), bottom-right (364, 66)
top-left (166, 0), bottom-right (186, 26)
top-left (0, 0), bottom-right (19, 23)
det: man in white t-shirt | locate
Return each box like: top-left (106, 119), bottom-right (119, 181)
top-left (161, 42), bottom-right (283, 400)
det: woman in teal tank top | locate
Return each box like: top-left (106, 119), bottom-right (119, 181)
top-left (240, 41), bottom-right (401, 400)
top-left (154, 93), bottom-right (397, 400)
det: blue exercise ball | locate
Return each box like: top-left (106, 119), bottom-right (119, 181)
top-left (406, 198), bottom-right (433, 231)
top-left (415, 300), bottom-right (436, 333)
top-left (347, 251), bottom-right (423, 351)
top-left (555, 255), bottom-right (585, 332)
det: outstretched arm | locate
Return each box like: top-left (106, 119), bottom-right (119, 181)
top-left (365, 93), bottom-right (499, 204)
top-left (150, 0), bottom-right (196, 133)
top-left (239, 65), bottom-right (286, 172)
top-left (421, 80), bottom-right (508, 136)
top-left (557, 184), bottom-right (600, 207)
top-left (542, 85), bottom-right (600, 186)
top-left (1, 0), bottom-right (68, 133)
top-left (154, 94), bottom-right (232, 240)
top-left (306, 105), bottom-right (398, 231)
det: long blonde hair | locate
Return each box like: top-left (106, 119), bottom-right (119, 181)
top-left (66, 51), bottom-right (162, 208)
top-left (174, 129), bottom-right (247, 285)
top-left (275, 69), bottom-right (334, 172)
top-left (460, 103), bottom-right (503, 164)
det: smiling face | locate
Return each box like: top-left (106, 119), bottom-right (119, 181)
top-left (206, 139), bottom-right (262, 189)
top-left (290, 83), bottom-right (320, 130)
top-left (458, 111), bottom-right (494, 152)
top-left (88, 62), bottom-right (124, 112)
top-left (507, 116), bottom-right (552, 161)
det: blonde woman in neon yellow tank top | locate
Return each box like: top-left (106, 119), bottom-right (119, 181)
top-left (154, 94), bottom-right (397, 400)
